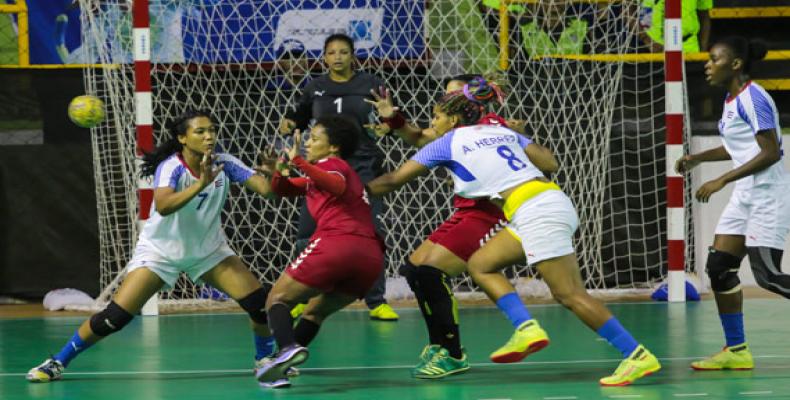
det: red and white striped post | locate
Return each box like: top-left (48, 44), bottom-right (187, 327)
top-left (133, 0), bottom-right (158, 315)
top-left (664, 0), bottom-right (686, 302)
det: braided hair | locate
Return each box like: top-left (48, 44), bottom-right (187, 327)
top-left (436, 76), bottom-right (503, 126)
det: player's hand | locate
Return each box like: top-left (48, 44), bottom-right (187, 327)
top-left (199, 149), bottom-right (224, 188)
top-left (255, 146), bottom-right (278, 178)
top-left (695, 178), bottom-right (725, 203)
top-left (675, 155), bottom-right (700, 174)
top-left (286, 129), bottom-right (301, 161)
top-left (507, 119), bottom-right (527, 134)
top-left (278, 118), bottom-right (297, 135)
top-left (365, 86), bottom-right (399, 119)
top-left (422, 127), bottom-right (439, 141)
top-left (364, 123), bottom-right (391, 138)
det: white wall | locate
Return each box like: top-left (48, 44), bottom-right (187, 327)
top-left (691, 134), bottom-right (790, 288)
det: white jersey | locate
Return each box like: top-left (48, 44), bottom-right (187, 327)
top-left (411, 125), bottom-right (543, 198)
top-left (137, 153), bottom-right (254, 264)
top-left (719, 81), bottom-right (787, 189)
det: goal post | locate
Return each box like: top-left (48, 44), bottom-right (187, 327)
top-left (76, 0), bottom-right (696, 311)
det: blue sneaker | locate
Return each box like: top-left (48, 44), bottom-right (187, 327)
top-left (255, 345), bottom-right (308, 383)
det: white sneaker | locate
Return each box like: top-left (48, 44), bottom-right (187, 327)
top-left (259, 378), bottom-right (291, 388)
top-left (27, 358), bottom-right (64, 383)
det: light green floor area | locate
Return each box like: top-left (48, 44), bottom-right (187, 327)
top-left (2, 300), bottom-right (790, 399)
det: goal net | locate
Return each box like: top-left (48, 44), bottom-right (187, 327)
top-left (77, 0), bottom-right (694, 310)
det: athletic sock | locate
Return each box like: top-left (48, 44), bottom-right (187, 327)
top-left (495, 292), bottom-right (532, 328)
top-left (254, 334), bottom-right (276, 361)
top-left (294, 318), bottom-right (321, 346)
top-left (53, 331), bottom-right (92, 367)
top-left (400, 261), bottom-right (440, 345)
top-left (417, 265), bottom-right (462, 358)
top-left (596, 317), bottom-right (639, 358)
top-left (268, 303), bottom-right (296, 349)
top-left (719, 312), bottom-right (745, 347)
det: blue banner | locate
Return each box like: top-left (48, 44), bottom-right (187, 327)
top-left (28, 0), bottom-right (425, 64)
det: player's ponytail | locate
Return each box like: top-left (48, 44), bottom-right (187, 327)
top-left (717, 36), bottom-right (768, 73)
top-left (141, 109), bottom-right (214, 177)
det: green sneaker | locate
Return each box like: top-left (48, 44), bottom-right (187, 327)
top-left (411, 344), bottom-right (440, 376)
top-left (691, 343), bottom-right (754, 371)
top-left (413, 348), bottom-right (470, 379)
top-left (490, 319), bottom-right (550, 363)
top-left (599, 344), bottom-right (661, 386)
top-left (369, 303), bottom-right (399, 321)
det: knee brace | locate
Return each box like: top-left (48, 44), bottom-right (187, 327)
top-left (238, 287), bottom-right (269, 325)
top-left (747, 247), bottom-right (790, 299)
top-left (89, 301), bottom-right (134, 337)
top-left (706, 247), bottom-right (744, 294)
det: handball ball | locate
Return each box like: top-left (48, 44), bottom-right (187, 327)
top-left (68, 95), bottom-right (105, 128)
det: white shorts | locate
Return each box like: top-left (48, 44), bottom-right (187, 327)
top-left (126, 240), bottom-right (236, 288)
top-left (715, 183), bottom-right (790, 249)
top-left (508, 190), bottom-right (578, 265)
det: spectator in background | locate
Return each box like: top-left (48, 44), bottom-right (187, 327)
top-left (481, 0), bottom-right (591, 59)
top-left (426, 0), bottom-right (500, 81)
top-left (519, 0), bottom-right (591, 57)
top-left (637, 0), bottom-right (712, 53)
top-left (276, 41), bottom-right (312, 92)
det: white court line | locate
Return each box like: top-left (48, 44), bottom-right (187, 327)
top-left (740, 392), bottom-right (773, 396)
top-left (0, 301), bottom-right (682, 321)
top-left (673, 394), bottom-right (708, 397)
top-left (2, 354), bottom-right (789, 377)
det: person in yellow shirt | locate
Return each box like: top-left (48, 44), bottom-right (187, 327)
top-left (638, 0), bottom-right (712, 52)
top-left (520, 1), bottom-right (589, 57)
top-left (428, 0), bottom-right (500, 79)
top-left (481, 0), bottom-right (590, 58)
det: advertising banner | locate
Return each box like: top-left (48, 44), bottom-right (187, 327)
top-left (26, 0), bottom-right (425, 64)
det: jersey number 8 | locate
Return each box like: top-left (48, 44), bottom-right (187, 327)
top-left (496, 145), bottom-right (527, 171)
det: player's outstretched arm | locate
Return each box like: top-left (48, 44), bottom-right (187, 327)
top-left (155, 150), bottom-right (224, 216)
top-left (366, 160), bottom-right (429, 196)
top-left (244, 147), bottom-right (278, 198)
top-left (244, 175), bottom-right (274, 198)
top-left (525, 143), bottom-right (559, 174)
top-left (366, 87), bottom-right (431, 148)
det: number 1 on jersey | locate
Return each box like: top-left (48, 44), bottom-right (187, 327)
top-left (334, 97), bottom-right (342, 113)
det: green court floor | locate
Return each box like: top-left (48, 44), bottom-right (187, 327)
top-left (2, 300), bottom-right (790, 399)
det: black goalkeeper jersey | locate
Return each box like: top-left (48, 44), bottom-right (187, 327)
top-left (285, 71), bottom-right (384, 177)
